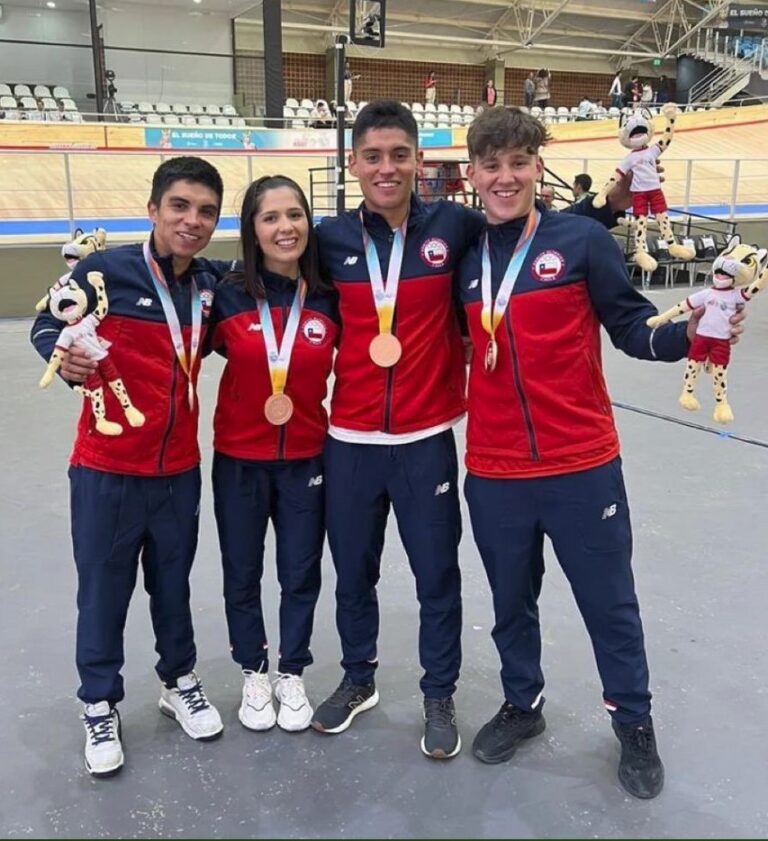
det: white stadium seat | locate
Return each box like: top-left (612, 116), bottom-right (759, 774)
top-left (33, 85), bottom-right (51, 98)
top-left (52, 86), bottom-right (70, 99)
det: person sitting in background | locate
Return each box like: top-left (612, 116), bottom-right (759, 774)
top-left (540, 184), bottom-right (557, 211)
top-left (572, 173), bottom-right (593, 203)
top-left (484, 80), bottom-right (498, 107)
top-left (576, 96), bottom-right (594, 121)
top-left (312, 100), bottom-right (333, 129)
top-left (27, 100), bottom-right (45, 122)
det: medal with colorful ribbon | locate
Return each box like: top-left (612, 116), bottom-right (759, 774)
top-left (361, 213), bottom-right (407, 368)
top-left (480, 208), bottom-right (541, 373)
top-left (142, 240), bottom-right (201, 410)
top-left (259, 278), bottom-right (307, 426)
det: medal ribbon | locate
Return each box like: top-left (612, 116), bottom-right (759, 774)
top-left (258, 279), bottom-right (307, 396)
top-left (360, 212), bottom-right (408, 336)
top-left (142, 240), bottom-right (201, 409)
top-left (481, 208), bottom-right (541, 339)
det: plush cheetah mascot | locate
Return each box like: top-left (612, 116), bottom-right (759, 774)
top-left (37, 229), bottom-right (145, 436)
top-left (593, 104), bottom-right (695, 272)
top-left (646, 236), bottom-right (768, 424)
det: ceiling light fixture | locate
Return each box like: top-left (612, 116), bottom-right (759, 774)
top-left (46, 1), bottom-right (56, 7)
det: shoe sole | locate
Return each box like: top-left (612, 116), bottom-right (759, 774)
top-left (158, 699), bottom-right (224, 741)
top-left (277, 708), bottom-right (313, 732)
top-left (310, 689), bottom-right (380, 734)
top-left (617, 767), bottom-right (665, 800)
top-left (420, 733), bottom-right (462, 760)
top-left (472, 716), bottom-right (546, 765)
top-left (238, 708), bottom-right (277, 732)
top-left (85, 758), bottom-right (124, 778)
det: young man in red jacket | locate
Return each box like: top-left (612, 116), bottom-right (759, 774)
top-left (310, 100), bottom-right (633, 759)
top-left (457, 106), bottom-right (743, 798)
top-left (31, 157), bottom-right (225, 778)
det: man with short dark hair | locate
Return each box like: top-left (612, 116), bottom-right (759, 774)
top-left (540, 184), bottom-right (556, 211)
top-left (572, 172), bottom-right (593, 202)
top-left (31, 156), bottom-right (226, 778)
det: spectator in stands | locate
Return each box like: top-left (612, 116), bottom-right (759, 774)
top-left (540, 184), bottom-right (557, 211)
top-left (424, 71), bottom-right (437, 106)
top-left (312, 99), bottom-right (333, 129)
top-left (576, 96), bottom-right (594, 121)
top-left (657, 76), bottom-right (670, 104)
top-left (641, 82), bottom-right (654, 104)
top-left (631, 77), bottom-right (642, 106)
top-left (593, 98), bottom-right (607, 119)
top-left (533, 69), bottom-right (551, 109)
top-left (523, 72), bottom-right (535, 109)
top-left (27, 99), bottom-right (45, 122)
top-left (609, 73), bottom-right (622, 109)
top-left (484, 80), bottom-right (498, 107)
top-left (572, 173), bottom-right (593, 203)
top-left (344, 61), bottom-right (360, 103)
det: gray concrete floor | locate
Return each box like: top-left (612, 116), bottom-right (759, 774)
top-left (2, 285), bottom-right (767, 839)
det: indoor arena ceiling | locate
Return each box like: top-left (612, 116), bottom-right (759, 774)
top-left (10, 0), bottom-right (768, 62)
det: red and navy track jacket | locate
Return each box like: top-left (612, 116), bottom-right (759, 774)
top-left (31, 241), bottom-right (218, 477)
top-left (316, 195), bottom-right (485, 435)
top-left (208, 270), bottom-right (339, 461)
top-left (457, 204), bottom-right (689, 479)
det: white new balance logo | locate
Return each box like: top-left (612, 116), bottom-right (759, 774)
top-left (136, 297), bottom-right (153, 307)
top-left (468, 278), bottom-right (479, 289)
top-left (343, 256), bottom-right (358, 266)
top-left (247, 323), bottom-right (262, 332)
top-left (308, 475), bottom-right (323, 487)
top-left (601, 503), bottom-right (617, 520)
top-left (434, 481), bottom-right (451, 496)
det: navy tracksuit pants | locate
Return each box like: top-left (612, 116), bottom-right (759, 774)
top-left (69, 465), bottom-right (201, 706)
top-left (464, 457), bottom-right (652, 725)
top-left (324, 431), bottom-right (463, 698)
top-left (212, 452), bottom-right (324, 675)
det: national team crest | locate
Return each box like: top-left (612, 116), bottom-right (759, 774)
top-left (532, 250), bottom-right (565, 282)
top-left (420, 237), bottom-right (449, 269)
top-left (302, 317), bottom-right (328, 346)
top-left (199, 288), bottom-right (215, 317)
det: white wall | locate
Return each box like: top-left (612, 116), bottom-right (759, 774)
top-left (0, 5), bottom-right (93, 98)
top-left (101, 5), bottom-right (234, 104)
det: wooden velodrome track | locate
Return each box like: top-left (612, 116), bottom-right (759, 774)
top-left (1, 105), bottom-right (767, 245)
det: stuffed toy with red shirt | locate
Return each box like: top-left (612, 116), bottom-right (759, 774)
top-left (646, 235), bottom-right (768, 424)
top-left (36, 228), bottom-right (146, 436)
top-left (593, 104), bottom-right (695, 272)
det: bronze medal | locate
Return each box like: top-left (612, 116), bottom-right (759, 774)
top-left (369, 332), bottom-right (402, 368)
top-left (264, 393), bottom-right (294, 426)
top-left (484, 339), bottom-right (498, 373)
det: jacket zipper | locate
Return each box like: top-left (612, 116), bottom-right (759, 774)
top-left (504, 309), bottom-right (539, 461)
top-left (382, 310), bottom-right (398, 434)
top-left (277, 300), bottom-right (288, 459)
top-left (158, 355), bottom-right (179, 472)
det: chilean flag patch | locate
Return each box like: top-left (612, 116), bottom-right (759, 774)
top-left (302, 317), bottom-right (328, 346)
top-left (532, 249), bottom-right (565, 282)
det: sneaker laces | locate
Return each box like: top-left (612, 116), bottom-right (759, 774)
top-left (83, 709), bottom-right (117, 746)
top-left (624, 723), bottom-right (656, 758)
top-left (494, 701), bottom-right (529, 731)
top-left (244, 670), bottom-right (272, 703)
top-left (177, 679), bottom-right (211, 715)
top-left (424, 697), bottom-right (455, 728)
top-left (274, 674), bottom-right (307, 707)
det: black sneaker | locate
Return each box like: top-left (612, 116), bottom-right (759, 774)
top-left (472, 700), bottom-right (546, 764)
top-left (612, 716), bottom-right (664, 799)
top-left (310, 677), bottom-right (379, 734)
top-left (421, 696), bottom-right (461, 759)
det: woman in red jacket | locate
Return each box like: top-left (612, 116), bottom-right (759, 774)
top-left (208, 176), bottom-right (339, 734)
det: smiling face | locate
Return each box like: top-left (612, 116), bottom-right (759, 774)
top-left (147, 179), bottom-right (220, 275)
top-left (349, 127), bottom-right (422, 227)
top-left (253, 186), bottom-right (309, 278)
top-left (467, 147), bottom-right (544, 224)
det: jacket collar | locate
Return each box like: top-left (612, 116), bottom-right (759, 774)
top-left (149, 233), bottom-right (196, 285)
top-left (486, 200), bottom-right (548, 241)
top-left (358, 192), bottom-right (426, 235)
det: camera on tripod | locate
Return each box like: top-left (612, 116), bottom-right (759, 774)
top-left (105, 69), bottom-right (118, 99)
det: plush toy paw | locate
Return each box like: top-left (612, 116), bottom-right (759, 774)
top-left (669, 242), bottom-right (696, 260)
top-left (646, 315), bottom-right (664, 329)
top-left (124, 407), bottom-right (146, 428)
top-left (679, 392), bottom-right (700, 412)
top-left (39, 370), bottom-right (55, 389)
top-left (713, 403), bottom-right (734, 425)
top-left (95, 418), bottom-right (124, 436)
top-left (662, 103), bottom-right (679, 120)
top-left (592, 192), bottom-right (607, 209)
top-left (634, 251), bottom-right (658, 273)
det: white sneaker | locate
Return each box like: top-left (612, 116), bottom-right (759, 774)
top-left (158, 671), bottom-right (223, 741)
top-left (82, 701), bottom-right (124, 777)
top-left (239, 670), bottom-right (277, 731)
top-left (273, 673), bottom-right (313, 732)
